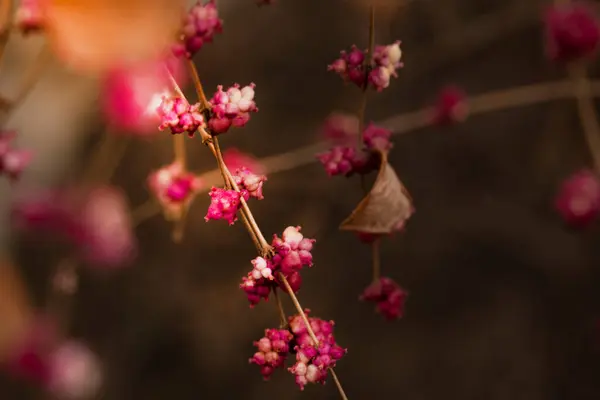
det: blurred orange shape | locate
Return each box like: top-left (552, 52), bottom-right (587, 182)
top-left (40, 0), bottom-right (186, 73)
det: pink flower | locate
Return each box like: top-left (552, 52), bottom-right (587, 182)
top-left (222, 148), bottom-right (265, 175)
top-left (316, 146), bottom-right (360, 176)
top-left (147, 162), bottom-right (203, 219)
top-left (101, 57), bottom-right (185, 135)
top-left (249, 328), bottom-right (293, 380)
top-left (363, 123), bottom-right (393, 152)
top-left (545, 3), bottom-right (600, 63)
top-left (321, 112), bottom-right (359, 144)
top-left (47, 341), bottom-right (102, 400)
top-left (328, 45), bottom-right (366, 87)
top-left (157, 97), bottom-right (205, 136)
top-left (205, 187), bottom-right (249, 225)
top-left (232, 167), bottom-right (267, 199)
top-left (208, 83), bottom-right (258, 135)
top-left (172, 0), bottom-right (223, 58)
top-left (0, 130), bottom-right (32, 182)
top-left (15, 0), bottom-right (43, 34)
top-left (555, 169), bottom-right (600, 227)
top-left (431, 85), bottom-right (468, 125)
top-left (361, 277), bottom-right (408, 320)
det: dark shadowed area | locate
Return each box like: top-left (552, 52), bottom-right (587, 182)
top-left (3, 0), bottom-right (600, 398)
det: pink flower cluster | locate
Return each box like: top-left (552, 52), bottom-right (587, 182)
top-left (233, 167), bottom-right (267, 199)
top-left (147, 162), bottom-right (203, 218)
top-left (13, 186), bottom-right (136, 267)
top-left (172, 0), bottom-right (223, 58)
top-left (361, 277), bottom-right (408, 320)
top-left (207, 83), bottom-right (258, 134)
top-left (15, 0), bottom-right (43, 34)
top-left (544, 3), bottom-right (600, 63)
top-left (158, 97), bottom-right (205, 136)
top-left (250, 311), bottom-right (346, 390)
top-left (4, 317), bottom-right (102, 399)
top-left (0, 131), bottom-right (32, 182)
top-left (555, 169), bottom-right (600, 227)
top-left (240, 226), bottom-right (314, 306)
top-left (431, 85), bottom-right (469, 125)
top-left (316, 121), bottom-right (391, 177)
top-left (328, 41), bottom-right (403, 91)
top-left (288, 311), bottom-right (346, 390)
top-left (249, 328), bottom-right (293, 380)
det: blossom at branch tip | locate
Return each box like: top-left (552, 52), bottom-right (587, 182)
top-left (288, 310), bottom-right (347, 390)
top-left (172, 0), bottom-right (223, 59)
top-left (544, 2), bottom-right (600, 63)
top-left (157, 97), bottom-right (205, 136)
top-left (147, 162), bottom-right (203, 219)
top-left (431, 85), bottom-right (468, 126)
top-left (232, 167), bottom-right (267, 199)
top-left (328, 41), bottom-right (402, 91)
top-left (101, 57), bottom-right (185, 135)
top-left (360, 277), bottom-right (408, 320)
top-left (205, 187), bottom-right (249, 225)
top-left (555, 169), bottom-right (600, 227)
top-left (249, 328), bottom-right (293, 380)
top-left (363, 123), bottom-right (393, 152)
top-left (208, 83), bottom-right (258, 135)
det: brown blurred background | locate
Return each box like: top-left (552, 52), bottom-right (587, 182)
top-left (3, 0), bottom-right (600, 398)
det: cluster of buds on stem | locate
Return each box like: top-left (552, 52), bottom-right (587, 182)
top-left (147, 162), bottom-right (204, 220)
top-left (157, 97), bottom-right (205, 136)
top-left (361, 277), bottom-right (408, 320)
top-left (207, 83), bottom-right (258, 135)
top-left (172, 0), bottom-right (223, 58)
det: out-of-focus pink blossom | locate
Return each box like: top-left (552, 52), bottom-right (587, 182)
top-left (321, 112), bottom-right (359, 144)
top-left (47, 341), bottom-right (102, 400)
top-left (172, 0), bottom-right (223, 58)
top-left (222, 148), bottom-right (265, 175)
top-left (0, 131), bottom-right (32, 182)
top-left (431, 85), bottom-right (468, 125)
top-left (101, 57), bottom-right (185, 135)
top-left (363, 123), bottom-right (393, 152)
top-left (148, 162), bottom-right (204, 220)
top-left (545, 3), bottom-right (600, 63)
top-left (361, 277), bottom-right (408, 320)
top-left (15, 0), bottom-right (43, 34)
top-left (555, 169), bottom-right (600, 227)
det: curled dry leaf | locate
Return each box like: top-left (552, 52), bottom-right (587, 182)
top-left (340, 151), bottom-right (413, 234)
top-left (41, 0), bottom-right (186, 73)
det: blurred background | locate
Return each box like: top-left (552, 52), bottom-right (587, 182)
top-left (3, 0), bottom-right (600, 398)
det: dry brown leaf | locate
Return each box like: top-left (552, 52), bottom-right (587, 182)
top-left (340, 152), bottom-right (413, 234)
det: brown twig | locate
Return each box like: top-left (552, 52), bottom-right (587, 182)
top-left (0, 0), bottom-right (12, 71)
top-left (272, 288), bottom-right (287, 328)
top-left (569, 65), bottom-right (600, 172)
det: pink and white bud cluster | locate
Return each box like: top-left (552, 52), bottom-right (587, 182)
top-left (205, 187), bottom-right (249, 225)
top-left (15, 0), bottom-right (43, 34)
top-left (0, 131), bottom-right (32, 182)
top-left (316, 121), bottom-right (392, 177)
top-left (208, 83), bottom-right (258, 135)
top-left (157, 97), bottom-right (205, 136)
top-left (544, 2), bottom-right (600, 63)
top-left (555, 169), bottom-right (600, 227)
top-left (431, 85), bottom-right (468, 126)
top-left (328, 41), bottom-right (402, 91)
top-left (360, 277), bottom-right (408, 320)
top-left (288, 311), bottom-right (347, 390)
top-left (147, 162), bottom-right (203, 218)
top-left (232, 167), bottom-right (267, 199)
top-left (249, 328), bottom-right (293, 380)
top-left (13, 186), bottom-right (136, 268)
top-left (240, 226), bottom-right (314, 306)
top-left (172, 0), bottom-right (223, 58)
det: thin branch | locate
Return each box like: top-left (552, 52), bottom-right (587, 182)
top-left (186, 59), bottom-right (211, 109)
top-left (272, 288), bottom-right (287, 328)
top-left (569, 65), bottom-right (600, 172)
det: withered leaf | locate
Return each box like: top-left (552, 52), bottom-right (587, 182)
top-left (340, 152), bottom-right (413, 234)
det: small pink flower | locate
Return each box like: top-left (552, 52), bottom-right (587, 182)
top-left (363, 123), bottom-right (393, 152)
top-left (232, 167), bottom-right (267, 199)
top-left (240, 275), bottom-right (272, 307)
top-left (47, 341), bottom-right (102, 400)
top-left (101, 57), bottom-right (185, 135)
top-left (222, 148), bottom-right (265, 175)
top-left (328, 45), bottom-right (366, 87)
top-left (0, 130), bottom-right (32, 182)
top-left (555, 169), bottom-right (600, 227)
top-left (316, 146), bottom-right (359, 176)
top-left (361, 277), bottom-right (408, 320)
top-left (431, 85), bottom-right (468, 125)
top-left (147, 162), bottom-right (203, 219)
top-left (271, 226), bottom-right (315, 276)
top-left (172, 0), bottom-right (223, 58)
top-left (157, 97), bottom-right (205, 136)
top-left (205, 187), bottom-right (249, 225)
top-left (321, 112), bottom-right (359, 144)
top-left (15, 0), bottom-right (43, 34)
top-left (545, 2), bottom-right (600, 63)
top-left (249, 328), bottom-right (293, 380)
top-left (207, 83), bottom-right (258, 135)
